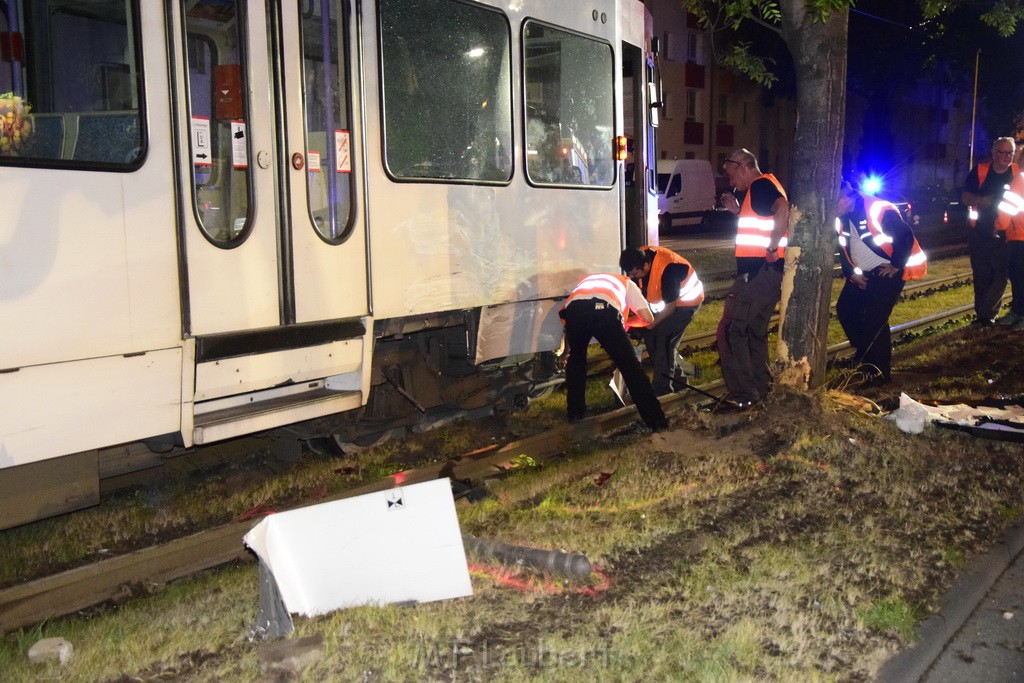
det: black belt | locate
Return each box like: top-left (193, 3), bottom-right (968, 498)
top-left (566, 299), bottom-right (621, 318)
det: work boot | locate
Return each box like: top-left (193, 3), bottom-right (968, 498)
top-left (996, 312), bottom-right (1020, 327)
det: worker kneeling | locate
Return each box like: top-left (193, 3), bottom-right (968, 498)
top-left (560, 273), bottom-right (669, 431)
top-left (620, 246), bottom-right (704, 396)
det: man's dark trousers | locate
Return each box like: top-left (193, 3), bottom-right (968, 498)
top-left (968, 231), bottom-right (1009, 321)
top-left (836, 272), bottom-right (905, 379)
top-left (643, 305), bottom-right (699, 396)
top-left (563, 300), bottom-right (667, 430)
top-left (716, 266), bottom-right (782, 404)
top-left (1007, 241), bottom-right (1024, 317)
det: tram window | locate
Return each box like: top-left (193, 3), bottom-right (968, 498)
top-left (523, 22), bottom-right (614, 188)
top-left (0, 0), bottom-right (144, 169)
top-left (379, 0), bottom-right (512, 183)
top-left (299, 0), bottom-right (355, 242)
top-left (184, 1), bottom-right (253, 246)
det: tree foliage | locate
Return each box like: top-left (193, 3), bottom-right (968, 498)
top-left (677, 0), bottom-right (1021, 390)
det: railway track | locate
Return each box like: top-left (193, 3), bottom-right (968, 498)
top-left (647, 270), bottom-right (973, 359)
top-left (699, 243), bottom-right (968, 300)
top-left (0, 292), bottom-right (993, 636)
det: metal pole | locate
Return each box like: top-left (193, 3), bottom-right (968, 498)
top-left (5, 1), bottom-right (21, 94)
top-left (969, 49), bottom-right (980, 168)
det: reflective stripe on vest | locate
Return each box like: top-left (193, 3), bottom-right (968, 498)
top-left (837, 195), bottom-right (927, 280)
top-left (562, 273), bottom-right (629, 314)
top-left (736, 173), bottom-right (788, 258)
top-left (969, 162), bottom-right (991, 227)
top-left (969, 162), bottom-right (1020, 227)
top-left (639, 245), bottom-right (705, 307)
top-left (998, 187), bottom-right (1024, 217)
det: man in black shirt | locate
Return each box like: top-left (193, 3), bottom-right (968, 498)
top-left (716, 149), bottom-right (789, 408)
top-left (962, 137), bottom-right (1018, 325)
top-left (620, 246), bottom-right (703, 396)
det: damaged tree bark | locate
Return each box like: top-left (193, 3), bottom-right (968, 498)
top-left (775, 2), bottom-right (848, 389)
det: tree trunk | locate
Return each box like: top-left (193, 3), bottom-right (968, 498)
top-left (775, 3), bottom-right (849, 389)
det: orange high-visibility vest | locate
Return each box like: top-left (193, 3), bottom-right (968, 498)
top-left (995, 171), bottom-right (1024, 242)
top-left (561, 273), bottom-right (631, 315)
top-left (968, 162), bottom-right (1021, 227)
top-left (835, 194), bottom-right (928, 280)
top-left (639, 245), bottom-right (704, 307)
top-left (736, 173), bottom-right (788, 258)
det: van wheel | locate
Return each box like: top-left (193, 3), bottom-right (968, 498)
top-left (659, 213), bottom-right (671, 232)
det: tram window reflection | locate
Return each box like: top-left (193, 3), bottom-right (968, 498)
top-left (0, 0), bottom-right (144, 169)
top-left (523, 21), bottom-right (614, 189)
top-left (379, 0), bottom-right (512, 183)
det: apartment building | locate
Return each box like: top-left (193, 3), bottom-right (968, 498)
top-left (643, 0), bottom-right (796, 187)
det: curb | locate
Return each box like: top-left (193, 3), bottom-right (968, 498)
top-left (876, 516), bottom-right (1024, 682)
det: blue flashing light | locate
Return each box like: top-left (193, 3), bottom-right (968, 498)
top-left (861, 175), bottom-right (882, 195)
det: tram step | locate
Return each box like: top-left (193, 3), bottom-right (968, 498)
top-left (193, 385), bottom-right (361, 445)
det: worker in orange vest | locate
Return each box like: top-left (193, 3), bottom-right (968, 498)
top-left (962, 137), bottom-right (1018, 325)
top-left (835, 183), bottom-right (928, 382)
top-left (717, 149), bottom-right (790, 409)
top-left (994, 167), bottom-right (1024, 330)
top-left (560, 273), bottom-right (669, 431)
top-left (619, 246), bottom-right (703, 396)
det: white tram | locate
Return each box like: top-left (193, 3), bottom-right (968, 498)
top-left (0, 0), bottom-right (660, 527)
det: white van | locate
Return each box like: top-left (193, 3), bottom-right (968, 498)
top-left (656, 159), bottom-right (716, 230)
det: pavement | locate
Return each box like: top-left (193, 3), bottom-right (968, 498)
top-left (877, 516), bottom-right (1024, 682)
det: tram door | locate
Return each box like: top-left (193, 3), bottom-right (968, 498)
top-left (173, 0), bottom-right (367, 337)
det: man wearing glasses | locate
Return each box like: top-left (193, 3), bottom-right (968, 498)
top-left (716, 149), bottom-right (790, 410)
top-left (962, 137), bottom-right (1018, 325)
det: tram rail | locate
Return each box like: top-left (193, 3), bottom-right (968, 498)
top-left (0, 294), bottom-right (993, 637)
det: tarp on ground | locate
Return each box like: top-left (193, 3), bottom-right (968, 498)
top-left (888, 393), bottom-right (1024, 442)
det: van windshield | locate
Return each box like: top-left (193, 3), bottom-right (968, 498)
top-left (657, 173), bottom-right (670, 194)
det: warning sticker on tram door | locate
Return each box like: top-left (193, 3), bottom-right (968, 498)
top-left (335, 130), bottom-right (350, 173)
top-left (192, 116), bottom-right (211, 166)
top-left (308, 150), bottom-right (321, 172)
top-left (231, 120), bottom-right (248, 168)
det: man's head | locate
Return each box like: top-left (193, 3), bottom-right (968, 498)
top-left (837, 181), bottom-right (860, 217)
top-left (992, 137), bottom-right (1016, 173)
top-left (619, 247), bottom-right (650, 280)
top-left (722, 149), bottom-right (760, 190)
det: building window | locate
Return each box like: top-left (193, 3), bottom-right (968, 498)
top-left (687, 33), bottom-right (698, 62)
top-left (662, 92), bottom-right (672, 120)
top-left (742, 102), bottom-right (749, 125)
top-left (718, 95), bottom-right (728, 122)
top-left (662, 32), bottom-right (673, 61)
top-left (685, 90), bottom-right (697, 120)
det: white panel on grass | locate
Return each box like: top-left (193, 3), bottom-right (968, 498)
top-left (243, 478), bottom-right (472, 616)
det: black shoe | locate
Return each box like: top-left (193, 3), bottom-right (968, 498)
top-left (970, 317), bottom-right (996, 327)
top-left (714, 398), bottom-right (759, 414)
top-left (833, 356), bottom-right (858, 370)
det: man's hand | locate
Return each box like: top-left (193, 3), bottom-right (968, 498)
top-left (877, 264), bottom-right (900, 278)
top-left (720, 192), bottom-right (740, 215)
top-left (765, 249), bottom-right (780, 264)
top-left (850, 273), bottom-right (868, 290)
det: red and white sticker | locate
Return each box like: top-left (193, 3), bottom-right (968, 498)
top-left (335, 130), bottom-right (350, 173)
